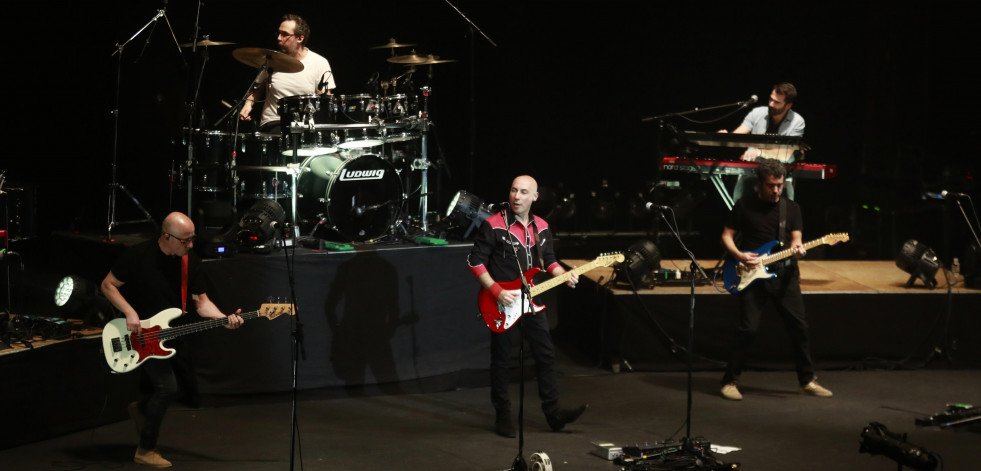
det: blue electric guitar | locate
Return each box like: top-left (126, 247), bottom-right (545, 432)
top-left (721, 233), bottom-right (849, 294)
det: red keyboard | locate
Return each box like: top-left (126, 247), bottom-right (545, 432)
top-left (660, 157), bottom-right (837, 180)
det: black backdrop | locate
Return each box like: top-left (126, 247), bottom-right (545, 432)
top-left (5, 1), bottom-right (979, 261)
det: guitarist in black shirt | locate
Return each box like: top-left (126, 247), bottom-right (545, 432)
top-left (719, 159), bottom-right (832, 401)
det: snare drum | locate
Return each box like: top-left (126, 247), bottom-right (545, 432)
top-left (278, 94), bottom-right (339, 156)
top-left (297, 153), bottom-right (402, 241)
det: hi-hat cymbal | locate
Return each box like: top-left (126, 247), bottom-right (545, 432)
top-left (180, 39), bottom-right (235, 48)
top-left (387, 53), bottom-right (440, 64)
top-left (370, 38), bottom-right (416, 49)
top-left (232, 47), bottom-right (304, 73)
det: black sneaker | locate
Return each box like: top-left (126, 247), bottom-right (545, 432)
top-left (495, 411), bottom-right (516, 438)
top-left (546, 404), bottom-right (588, 432)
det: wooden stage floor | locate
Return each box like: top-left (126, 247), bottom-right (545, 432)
top-left (565, 259), bottom-right (979, 295)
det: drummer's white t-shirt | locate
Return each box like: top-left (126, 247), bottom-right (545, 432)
top-left (258, 49), bottom-right (336, 126)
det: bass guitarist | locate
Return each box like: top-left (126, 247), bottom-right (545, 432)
top-left (101, 212), bottom-right (243, 468)
top-left (467, 175), bottom-right (587, 438)
top-left (719, 158), bottom-right (832, 401)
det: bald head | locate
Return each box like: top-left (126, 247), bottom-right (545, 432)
top-left (162, 212), bottom-right (194, 236)
top-left (509, 175), bottom-right (539, 221)
top-left (159, 212), bottom-right (196, 256)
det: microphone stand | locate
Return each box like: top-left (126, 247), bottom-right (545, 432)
top-left (275, 221), bottom-right (305, 471)
top-left (107, 7), bottom-right (181, 239)
top-left (508, 273), bottom-right (531, 471)
top-left (440, 0), bottom-right (497, 197)
top-left (653, 206), bottom-right (709, 452)
top-left (924, 194), bottom-right (981, 367)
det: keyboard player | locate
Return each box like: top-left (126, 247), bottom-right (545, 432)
top-left (720, 82), bottom-right (805, 200)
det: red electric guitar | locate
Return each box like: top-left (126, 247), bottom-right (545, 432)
top-left (101, 303), bottom-right (293, 373)
top-left (478, 253), bottom-right (624, 332)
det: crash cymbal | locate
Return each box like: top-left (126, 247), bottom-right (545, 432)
top-left (180, 39), bottom-right (235, 48)
top-left (370, 38), bottom-right (416, 49)
top-left (387, 53), bottom-right (439, 64)
top-left (232, 47), bottom-right (304, 73)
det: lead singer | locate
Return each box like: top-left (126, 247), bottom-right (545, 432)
top-left (467, 175), bottom-right (587, 437)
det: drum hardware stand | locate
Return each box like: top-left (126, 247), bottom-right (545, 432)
top-left (107, 7), bottom-right (181, 240)
top-left (207, 62), bottom-right (271, 218)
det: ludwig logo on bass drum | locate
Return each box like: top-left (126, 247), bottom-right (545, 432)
top-left (339, 168), bottom-right (385, 181)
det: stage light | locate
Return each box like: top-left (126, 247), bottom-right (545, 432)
top-left (238, 198), bottom-right (286, 248)
top-left (446, 190), bottom-right (495, 239)
top-left (895, 239), bottom-right (940, 289)
top-left (53, 275), bottom-right (114, 326)
top-left (859, 422), bottom-right (938, 470)
top-left (615, 240), bottom-right (661, 287)
top-left (54, 276), bottom-right (87, 311)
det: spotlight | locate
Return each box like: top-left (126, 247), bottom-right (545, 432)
top-left (53, 275), bottom-right (114, 327)
top-left (238, 198), bottom-right (286, 249)
top-left (895, 239), bottom-right (940, 289)
top-left (859, 422), bottom-right (938, 470)
top-left (54, 275), bottom-right (88, 312)
top-left (446, 190), bottom-right (495, 239)
top-left (615, 240), bottom-right (661, 288)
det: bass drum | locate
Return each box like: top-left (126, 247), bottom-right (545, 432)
top-left (297, 154), bottom-right (403, 241)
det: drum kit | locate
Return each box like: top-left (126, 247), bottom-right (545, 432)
top-left (181, 39), bottom-right (455, 242)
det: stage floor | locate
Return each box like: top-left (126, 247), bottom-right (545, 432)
top-left (0, 366), bottom-right (978, 471)
top-left (566, 259), bottom-right (979, 295)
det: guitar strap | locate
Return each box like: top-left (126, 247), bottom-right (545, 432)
top-left (181, 254), bottom-right (189, 314)
top-left (778, 198), bottom-right (792, 270)
top-left (778, 198), bottom-right (787, 245)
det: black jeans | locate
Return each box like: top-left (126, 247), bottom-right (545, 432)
top-left (137, 358), bottom-right (179, 450)
top-left (722, 266), bottom-right (815, 386)
top-left (490, 310), bottom-right (559, 416)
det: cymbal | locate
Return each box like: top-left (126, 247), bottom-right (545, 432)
top-left (180, 39), bottom-right (235, 48)
top-left (413, 56), bottom-right (457, 65)
top-left (232, 47), bottom-right (304, 73)
top-left (370, 38), bottom-right (416, 49)
top-left (387, 53), bottom-right (440, 64)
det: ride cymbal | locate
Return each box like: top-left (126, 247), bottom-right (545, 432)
top-left (413, 56), bottom-right (457, 65)
top-left (387, 53), bottom-right (439, 64)
top-left (232, 47), bottom-right (304, 73)
top-left (180, 39), bottom-right (235, 48)
top-left (370, 38), bottom-right (416, 49)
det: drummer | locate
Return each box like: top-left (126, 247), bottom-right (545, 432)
top-left (239, 14), bottom-right (335, 131)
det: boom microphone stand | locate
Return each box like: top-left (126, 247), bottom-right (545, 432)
top-left (651, 205), bottom-right (710, 451)
top-left (107, 7), bottom-right (182, 239)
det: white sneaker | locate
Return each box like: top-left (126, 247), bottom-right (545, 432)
top-left (799, 380), bottom-right (833, 397)
top-left (721, 382), bottom-right (743, 401)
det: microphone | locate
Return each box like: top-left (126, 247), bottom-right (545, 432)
top-left (319, 71), bottom-right (333, 93)
top-left (741, 94), bottom-right (758, 107)
top-left (491, 202), bottom-right (510, 212)
top-left (645, 202), bottom-right (672, 212)
top-left (922, 190), bottom-right (967, 200)
top-left (270, 220), bottom-right (291, 230)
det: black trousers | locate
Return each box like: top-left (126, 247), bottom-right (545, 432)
top-left (137, 358), bottom-right (179, 450)
top-left (722, 266), bottom-right (816, 386)
top-left (490, 310), bottom-right (559, 416)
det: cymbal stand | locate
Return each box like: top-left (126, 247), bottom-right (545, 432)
top-left (209, 62), bottom-right (270, 216)
top-left (411, 85), bottom-right (433, 232)
top-left (108, 8), bottom-right (180, 239)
